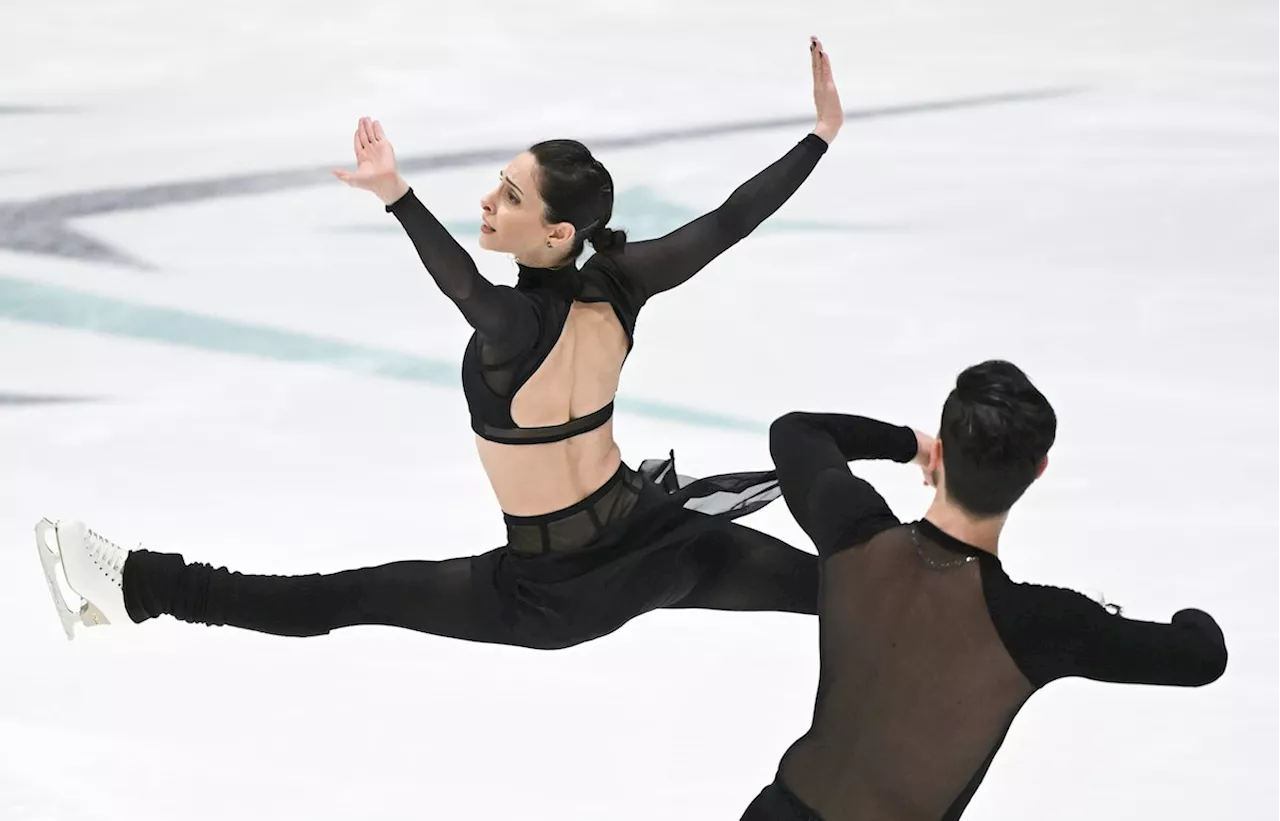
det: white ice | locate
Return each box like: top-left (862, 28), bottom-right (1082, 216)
top-left (0, 1), bottom-right (1275, 819)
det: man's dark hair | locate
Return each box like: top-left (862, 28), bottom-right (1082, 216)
top-left (939, 360), bottom-right (1057, 516)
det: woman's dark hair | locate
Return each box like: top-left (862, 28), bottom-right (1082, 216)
top-left (528, 139), bottom-right (627, 259)
top-left (938, 359), bottom-right (1057, 517)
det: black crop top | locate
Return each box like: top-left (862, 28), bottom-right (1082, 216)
top-left (386, 132), bottom-right (829, 444)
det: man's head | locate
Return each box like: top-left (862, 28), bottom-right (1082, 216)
top-left (926, 360), bottom-right (1057, 518)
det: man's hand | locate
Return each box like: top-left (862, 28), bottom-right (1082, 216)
top-left (912, 429), bottom-right (937, 487)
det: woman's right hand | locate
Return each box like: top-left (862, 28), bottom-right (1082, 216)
top-left (332, 117), bottom-right (409, 205)
top-left (809, 37), bottom-right (844, 145)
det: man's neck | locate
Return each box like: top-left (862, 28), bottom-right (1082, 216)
top-left (922, 497), bottom-right (1006, 556)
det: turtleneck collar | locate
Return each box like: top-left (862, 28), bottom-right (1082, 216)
top-left (516, 261), bottom-right (582, 299)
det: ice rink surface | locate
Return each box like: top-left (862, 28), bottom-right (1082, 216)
top-left (1, 1), bottom-right (1275, 819)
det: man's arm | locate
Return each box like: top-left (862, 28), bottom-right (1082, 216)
top-left (768, 412), bottom-right (923, 556)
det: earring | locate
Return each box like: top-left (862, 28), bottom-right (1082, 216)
top-left (546, 241), bottom-right (553, 248)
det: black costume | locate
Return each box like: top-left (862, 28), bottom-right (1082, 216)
top-left (741, 412), bottom-right (1229, 821)
top-left (120, 134), bottom-right (832, 647)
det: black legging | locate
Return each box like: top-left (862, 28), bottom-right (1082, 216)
top-left (121, 520), bottom-right (816, 650)
top-left (120, 458), bottom-right (818, 649)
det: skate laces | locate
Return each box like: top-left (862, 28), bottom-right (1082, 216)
top-left (85, 527), bottom-right (128, 578)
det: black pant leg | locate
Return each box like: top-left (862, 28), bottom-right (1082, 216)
top-left (664, 523), bottom-right (819, 615)
top-left (122, 548), bottom-right (526, 646)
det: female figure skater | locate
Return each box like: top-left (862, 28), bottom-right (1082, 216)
top-left (37, 37), bottom-right (842, 649)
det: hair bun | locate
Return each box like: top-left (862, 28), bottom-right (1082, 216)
top-left (589, 226), bottom-right (628, 253)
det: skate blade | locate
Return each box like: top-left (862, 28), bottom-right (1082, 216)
top-left (34, 518), bottom-right (108, 641)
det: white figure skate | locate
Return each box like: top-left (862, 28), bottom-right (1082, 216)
top-left (35, 518), bottom-right (135, 640)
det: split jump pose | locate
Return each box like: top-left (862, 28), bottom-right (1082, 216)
top-left (38, 38), bottom-right (844, 651)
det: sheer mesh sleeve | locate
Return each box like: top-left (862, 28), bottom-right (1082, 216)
top-left (1001, 585), bottom-right (1229, 688)
top-left (387, 188), bottom-right (537, 351)
top-left (768, 411), bottom-right (920, 556)
top-left (611, 133), bottom-right (829, 299)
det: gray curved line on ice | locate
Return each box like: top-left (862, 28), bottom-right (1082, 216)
top-left (0, 88), bottom-right (1081, 269)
